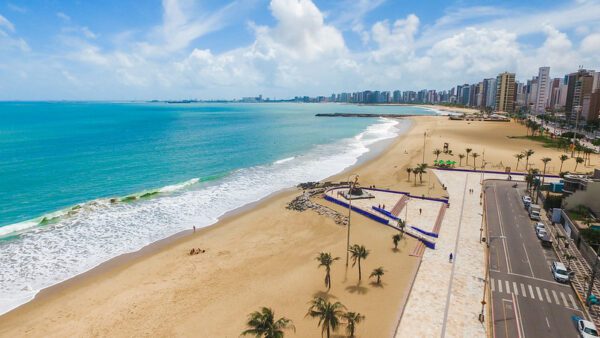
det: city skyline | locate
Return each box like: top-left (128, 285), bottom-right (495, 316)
top-left (1, 0), bottom-right (600, 100)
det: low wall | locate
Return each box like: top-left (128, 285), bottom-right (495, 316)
top-left (434, 167), bottom-right (561, 178)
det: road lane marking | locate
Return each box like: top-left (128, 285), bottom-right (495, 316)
top-left (552, 290), bottom-right (560, 304)
top-left (528, 285), bottom-right (535, 298)
top-left (569, 294), bottom-right (579, 309)
top-left (560, 292), bottom-right (569, 307)
top-left (505, 280), bottom-right (510, 294)
top-left (491, 278), bottom-right (495, 291)
top-left (513, 282), bottom-right (519, 296)
top-left (546, 317), bottom-right (550, 328)
top-left (502, 271), bottom-right (570, 287)
top-left (493, 184), bottom-right (512, 273)
top-left (544, 288), bottom-right (552, 303)
top-left (520, 283), bottom-right (527, 297)
top-left (536, 287), bottom-right (543, 300)
top-left (512, 292), bottom-right (525, 338)
top-left (521, 243), bottom-right (535, 277)
top-left (498, 279), bottom-right (503, 293)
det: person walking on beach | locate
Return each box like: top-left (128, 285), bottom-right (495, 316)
top-left (419, 208), bottom-right (422, 215)
top-left (193, 226), bottom-right (196, 233)
top-left (449, 253), bottom-right (453, 263)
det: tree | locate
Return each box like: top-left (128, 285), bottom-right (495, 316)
top-left (465, 148), bottom-right (472, 166)
top-left (342, 312), bottom-right (365, 338)
top-left (523, 149), bottom-right (535, 170)
top-left (242, 307), bottom-right (295, 338)
top-left (471, 152), bottom-right (480, 170)
top-left (575, 156), bottom-right (584, 172)
top-left (370, 267), bottom-right (385, 284)
top-left (559, 154), bottom-right (569, 173)
top-left (433, 149), bottom-right (442, 161)
top-left (316, 252), bottom-right (339, 291)
top-left (412, 167), bottom-right (420, 186)
top-left (349, 244), bottom-right (370, 281)
top-left (564, 254), bottom-right (576, 270)
top-left (416, 163), bottom-right (428, 183)
top-left (306, 297), bottom-right (346, 338)
top-left (405, 167), bottom-right (412, 182)
top-left (541, 157), bottom-right (551, 184)
top-left (392, 233), bottom-right (402, 250)
top-left (514, 153), bottom-right (525, 171)
top-left (458, 154), bottom-right (465, 166)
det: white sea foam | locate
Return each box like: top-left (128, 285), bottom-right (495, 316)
top-left (0, 118), bottom-right (407, 315)
top-left (274, 157), bottom-right (295, 165)
top-left (159, 178), bottom-right (200, 193)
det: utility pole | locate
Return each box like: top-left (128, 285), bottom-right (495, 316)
top-left (422, 131), bottom-right (427, 164)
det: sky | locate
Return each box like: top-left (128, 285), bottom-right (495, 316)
top-left (1, 0), bottom-right (600, 100)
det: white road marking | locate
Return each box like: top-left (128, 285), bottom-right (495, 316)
top-left (536, 287), bottom-right (543, 300)
top-left (493, 185), bottom-right (512, 273)
top-left (546, 317), bottom-right (550, 328)
top-left (506, 280), bottom-right (511, 294)
top-left (504, 271), bottom-right (570, 287)
top-left (544, 288), bottom-right (552, 303)
top-left (528, 285), bottom-right (535, 298)
top-left (498, 279), bottom-right (503, 293)
top-left (552, 290), bottom-right (560, 304)
top-left (513, 282), bottom-right (519, 296)
top-left (569, 294), bottom-right (579, 309)
top-left (513, 292), bottom-right (525, 338)
top-left (522, 243), bottom-right (535, 277)
top-left (491, 278), bottom-right (495, 292)
top-left (520, 283), bottom-right (527, 297)
top-left (560, 292), bottom-right (569, 307)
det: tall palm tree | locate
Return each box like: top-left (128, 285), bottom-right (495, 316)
top-left (306, 297), bottom-right (346, 338)
top-left (523, 149), bottom-right (535, 170)
top-left (242, 307), bottom-right (295, 338)
top-left (369, 267), bottom-right (385, 284)
top-left (458, 154), bottom-right (465, 166)
top-left (316, 252), bottom-right (339, 291)
top-left (465, 148), bottom-right (472, 166)
top-left (417, 163), bottom-right (428, 183)
top-left (406, 167), bottom-right (412, 182)
top-left (471, 152), bottom-right (479, 170)
top-left (433, 149), bottom-right (442, 161)
top-left (412, 167), bottom-right (420, 186)
top-left (349, 244), bottom-right (370, 281)
top-left (559, 154), bottom-right (569, 173)
top-left (342, 312), bottom-right (365, 338)
top-left (514, 153), bottom-right (524, 171)
top-left (538, 157), bottom-right (552, 203)
top-left (392, 233), bottom-right (402, 250)
top-left (575, 156), bottom-right (584, 172)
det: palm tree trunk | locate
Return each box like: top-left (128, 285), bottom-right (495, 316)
top-left (327, 326), bottom-right (330, 338)
top-left (516, 159), bottom-right (520, 171)
top-left (559, 162), bottom-right (564, 173)
top-left (358, 259), bottom-right (362, 281)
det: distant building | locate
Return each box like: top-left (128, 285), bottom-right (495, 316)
top-left (495, 72), bottom-right (516, 113)
top-left (549, 78), bottom-right (561, 109)
top-left (534, 66), bottom-right (550, 113)
top-left (483, 78), bottom-right (496, 109)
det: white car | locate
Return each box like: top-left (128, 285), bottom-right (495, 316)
top-left (522, 196), bottom-right (532, 204)
top-left (536, 227), bottom-right (547, 239)
top-left (551, 261), bottom-right (569, 283)
top-left (535, 222), bottom-right (545, 231)
top-left (576, 317), bottom-right (599, 338)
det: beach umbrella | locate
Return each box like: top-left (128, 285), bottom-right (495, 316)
top-left (445, 160), bottom-right (452, 165)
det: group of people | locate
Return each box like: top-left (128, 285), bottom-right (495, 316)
top-left (189, 248), bottom-right (206, 255)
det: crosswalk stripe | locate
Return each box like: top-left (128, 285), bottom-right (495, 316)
top-left (491, 278), bottom-right (495, 292)
top-left (513, 282), bottom-right (519, 296)
top-left (536, 287), bottom-right (543, 301)
top-left (505, 281), bottom-right (510, 294)
top-left (560, 292), bottom-right (569, 307)
top-left (544, 288), bottom-right (552, 303)
top-left (568, 294), bottom-right (579, 309)
top-left (552, 290), bottom-right (560, 304)
top-left (498, 279), bottom-right (503, 293)
top-left (528, 285), bottom-right (535, 298)
top-left (520, 283), bottom-right (527, 297)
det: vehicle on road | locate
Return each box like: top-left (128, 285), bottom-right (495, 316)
top-left (551, 261), bottom-right (570, 283)
top-left (540, 234), bottom-right (553, 248)
top-left (529, 204), bottom-right (541, 220)
top-left (536, 227), bottom-right (548, 239)
top-left (522, 195), bottom-right (532, 205)
top-left (535, 222), bottom-right (545, 231)
top-left (573, 316), bottom-right (599, 337)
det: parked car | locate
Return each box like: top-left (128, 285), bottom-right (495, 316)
top-left (522, 196), bottom-right (532, 204)
top-left (573, 316), bottom-right (599, 338)
top-left (535, 222), bottom-right (545, 231)
top-left (540, 234), bottom-right (553, 248)
top-left (536, 227), bottom-right (547, 239)
top-left (551, 261), bottom-right (570, 283)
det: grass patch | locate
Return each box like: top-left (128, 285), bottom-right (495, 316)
top-left (507, 135), bottom-right (567, 149)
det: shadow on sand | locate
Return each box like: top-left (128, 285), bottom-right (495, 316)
top-left (345, 283), bottom-right (369, 295)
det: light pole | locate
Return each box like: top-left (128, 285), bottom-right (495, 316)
top-left (422, 131), bottom-right (427, 164)
top-left (345, 174), bottom-right (359, 267)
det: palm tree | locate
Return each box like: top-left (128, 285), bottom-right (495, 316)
top-left (471, 152), bottom-right (479, 170)
top-left (406, 167), bottom-right (412, 182)
top-left (370, 267), bottom-right (385, 284)
top-left (417, 163), bottom-right (428, 183)
top-left (349, 244), bottom-right (370, 281)
top-left (316, 252), bottom-right (339, 291)
top-left (559, 154), bottom-right (569, 173)
top-left (575, 156), bottom-right (584, 172)
top-left (392, 233), bottom-right (402, 250)
top-left (433, 149), bottom-right (442, 161)
top-left (306, 297), bottom-right (346, 338)
top-left (412, 167), bottom-right (420, 186)
top-left (514, 153), bottom-right (524, 171)
top-left (342, 312), bottom-right (365, 338)
top-left (523, 149), bottom-right (535, 170)
top-left (242, 307), bottom-right (295, 338)
top-left (539, 157), bottom-right (552, 203)
top-left (458, 154), bottom-right (465, 166)
top-left (465, 148), bottom-right (472, 166)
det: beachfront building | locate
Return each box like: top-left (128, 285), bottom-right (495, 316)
top-left (495, 72), bottom-right (516, 113)
top-left (534, 66), bottom-right (551, 113)
top-left (483, 78), bottom-right (497, 109)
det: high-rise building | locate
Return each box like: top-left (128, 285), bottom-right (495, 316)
top-left (484, 78), bottom-right (497, 108)
top-left (495, 72), bottom-right (516, 113)
top-left (549, 78), bottom-right (561, 109)
top-left (534, 66), bottom-right (550, 113)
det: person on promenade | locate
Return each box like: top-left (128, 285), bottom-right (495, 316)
top-left (193, 226), bottom-right (196, 233)
top-left (419, 208), bottom-right (422, 215)
top-left (449, 253), bottom-right (453, 263)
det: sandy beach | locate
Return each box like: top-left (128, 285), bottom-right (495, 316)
top-left (1, 115), bottom-right (597, 337)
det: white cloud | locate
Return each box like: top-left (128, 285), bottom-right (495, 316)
top-left (0, 14), bottom-right (15, 31)
top-left (56, 12), bottom-right (71, 22)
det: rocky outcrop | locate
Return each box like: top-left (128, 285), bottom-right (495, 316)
top-left (287, 190), bottom-right (348, 226)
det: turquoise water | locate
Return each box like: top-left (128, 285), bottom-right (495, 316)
top-left (0, 102), bottom-right (435, 314)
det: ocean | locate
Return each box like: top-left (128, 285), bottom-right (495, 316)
top-left (0, 102), bottom-right (437, 314)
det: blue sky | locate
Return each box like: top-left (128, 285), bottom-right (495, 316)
top-left (1, 0), bottom-right (599, 100)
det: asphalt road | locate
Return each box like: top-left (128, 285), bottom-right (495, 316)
top-left (485, 180), bottom-right (584, 338)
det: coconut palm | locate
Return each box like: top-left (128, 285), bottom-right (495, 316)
top-left (397, 218), bottom-right (406, 239)
top-left (392, 233), bottom-right (402, 250)
top-left (458, 154), bottom-right (465, 166)
top-left (349, 244), bottom-right (370, 281)
top-left (523, 149), bottom-right (535, 170)
top-left (433, 149), bottom-right (442, 161)
top-left (316, 252), bottom-right (340, 291)
top-left (575, 156), bottom-right (584, 172)
top-left (559, 154), bottom-right (569, 173)
top-left (465, 148), bottom-right (472, 166)
top-left (306, 297), bottom-right (346, 338)
top-left (242, 307), bottom-right (295, 338)
top-left (416, 163), bottom-right (428, 183)
top-left (514, 153), bottom-right (525, 171)
top-left (342, 312), bottom-right (365, 338)
top-left (471, 152), bottom-right (479, 170)
top-left (405, 167), bottom-right (412, 182)
top-left (412, 167), bottom-right (420, 186)
top-left (369, 267), bottom-right (385, 284)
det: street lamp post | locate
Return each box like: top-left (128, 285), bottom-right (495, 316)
top-left (345, 174), bottom-right (358, 267)
top-left (422, 131), bottom-right (427, 164)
